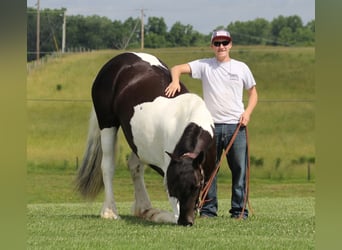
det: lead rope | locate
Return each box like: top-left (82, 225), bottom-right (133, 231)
top-left (198, 123), bottom-right (254, 219)
top-left (238, 125), bottom-right (254, 220)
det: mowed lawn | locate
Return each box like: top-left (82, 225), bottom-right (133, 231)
top-left (27, 197), bottom-right (315, 249)
top-left (27, 46), bottom-right (315, 249)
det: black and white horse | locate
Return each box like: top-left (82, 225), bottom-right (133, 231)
top-left (75, 52), bottom-right (216, 226)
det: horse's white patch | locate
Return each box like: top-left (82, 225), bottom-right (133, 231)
top-left (129, 93), bottom-right (214, 172)
top-left (131, 52), bottom-right (167, 70)
top-left (169, 196), bottom-right (180, 221)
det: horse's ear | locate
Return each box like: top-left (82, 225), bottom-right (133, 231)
top-left (165, 151), bottom-right (178, 161)
top-left (192, 151), bottom-right (205, 169)
top-left (165, 151), bottom-right (172, 158)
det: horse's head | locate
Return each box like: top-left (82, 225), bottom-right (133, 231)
top-left (166, 151), bottom-right (205, 226)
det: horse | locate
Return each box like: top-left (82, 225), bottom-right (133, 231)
top-left (75, 52), bottom-right (216, 226)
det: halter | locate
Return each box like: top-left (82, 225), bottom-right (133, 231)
top-left (181, 152), bottom-right (198, 159)
top-left (197, 123), bottom-right (254, 219)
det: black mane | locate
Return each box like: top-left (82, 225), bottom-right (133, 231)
top-left (173, 122), bottom-right (213, 157)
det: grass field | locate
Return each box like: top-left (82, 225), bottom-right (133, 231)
top-left (27, 46), bottom-right (315, 249)
top-left (27, 198), bottom-right (315, 249)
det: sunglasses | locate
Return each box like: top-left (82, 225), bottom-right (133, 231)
top-left (213, 40), bottom-right (230, 47)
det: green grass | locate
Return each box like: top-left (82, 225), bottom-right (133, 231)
top-left (27, 198), bottom-right (314, 249)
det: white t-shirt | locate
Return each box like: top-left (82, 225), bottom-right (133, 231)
top-left (188, 58), bottom-right (256, 124)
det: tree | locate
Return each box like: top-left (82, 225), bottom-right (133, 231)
top-left (286, 15), bottom-right (303, 33)
top-left (110, 20), bottom-right (127, 49)
top-left (278, 27), bottom-right (293, 46)
top-left (295, 25), bottom-right (315, 46)
top-left (270, 15), bottom-right (305, 45)
top-left (270, 15), bottom-right (288, 45)
top-left (144, 17), bottom-right (168, 48)
top-left (27, 7), bottom-right (37, 61)
top-left (67, 15), bottom-right (112, 50)
top-left (168, 22), bottom-right (195, 47)
top-left (145, 17), bottom-right (167, 36)
top-left (145, 33), bottom-right (167, 48)
top-left (306, 20), bottom-right (315, 33)
top-left (121, 17), bottom-right (141, 49)
top-left (27, 7), bottom-right (65, 60)
top-left (228, 18), bottom-right (270, 45)
top-left (27, 7), bottom-right (315, 62)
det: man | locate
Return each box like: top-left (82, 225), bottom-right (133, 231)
top-left (165, 30), bottom-right (258, 219)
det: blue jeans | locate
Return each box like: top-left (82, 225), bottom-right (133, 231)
top-left (200, 124), bottom-right (248, 218)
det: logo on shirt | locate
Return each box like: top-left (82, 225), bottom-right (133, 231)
top-left (228, 73), bottom-right (239, 81)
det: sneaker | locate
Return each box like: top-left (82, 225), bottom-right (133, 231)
top-left (199, 213), bottom-right (216, 218)
top-left (199, 214), bottom-right (210, 218)
top-left (230, 213), bottom-right (248, 220)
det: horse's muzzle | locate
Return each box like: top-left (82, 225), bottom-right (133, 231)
top-left (178, 216), bottom-right (194, 226)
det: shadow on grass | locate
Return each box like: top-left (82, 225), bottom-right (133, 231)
top-left (119, 215), bottom-right (176, 227)
top-left (65, 213), bottom-right (176, 227)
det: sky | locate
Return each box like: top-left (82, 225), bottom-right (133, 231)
top-left (27, 0), bottom-right (315, 34)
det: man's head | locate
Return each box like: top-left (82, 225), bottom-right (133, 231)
top-left (211, 30), bottom-right (232, 44)
top-left (210, 30), bottom-right (232, 61)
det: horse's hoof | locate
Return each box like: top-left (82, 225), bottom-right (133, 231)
top-left (142, 208), bottom-right (177, 224)
top-left (101, 208), bottom-right (120, 220)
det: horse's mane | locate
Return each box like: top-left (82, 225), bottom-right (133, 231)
top-left (173, 123), bottom-right (210, 157)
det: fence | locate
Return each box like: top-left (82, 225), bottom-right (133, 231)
top-left (27, 97), bottom-right (315, 181)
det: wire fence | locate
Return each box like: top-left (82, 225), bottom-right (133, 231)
top-left (26, 98), bottom-right (314, 103)
top-left (27, 96), bottom-right (315, 182)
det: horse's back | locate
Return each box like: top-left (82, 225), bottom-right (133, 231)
top-left (92, 52), bottom-right (188, 130)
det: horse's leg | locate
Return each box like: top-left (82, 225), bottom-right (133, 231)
top-left (167, 193), bottom-right (180, 222)
top-left (128, 152), bottom-right (152, 216)
top-left (100, 127), bottom-right (119, 219)
top-left (128, 152), bottom-right (177, 223)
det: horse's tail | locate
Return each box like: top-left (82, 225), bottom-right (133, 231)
top-left (75, 108), bottom-right (104, 200)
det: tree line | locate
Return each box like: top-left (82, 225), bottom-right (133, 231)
top-left (27, 7), bottom-right (315, 62)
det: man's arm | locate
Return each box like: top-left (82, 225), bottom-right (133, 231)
top-left (165, 63), bottom-right (191, 97)
top-left (240, 86), bottom-right (258, 126)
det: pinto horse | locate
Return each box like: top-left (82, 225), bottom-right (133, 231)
top-left (75, 52), bottom-right (216, 226)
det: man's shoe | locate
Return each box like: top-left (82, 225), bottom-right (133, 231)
top-left (230, 213), bottom-right (248, 220)
top-left (199, 213), bottom-right (216, 218)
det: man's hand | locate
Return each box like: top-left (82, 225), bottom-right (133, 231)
top-left (239, 111), bottom-right (251, 126)
top-left (165, 81), bottom-right (181, 97)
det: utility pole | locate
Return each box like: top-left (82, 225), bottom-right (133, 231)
top-left (36, 0), bottom-right (40, 62)
top-left (62, 11), bottom-right (66, 53)
top-left (140, 9), bottom-right (145, 50)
